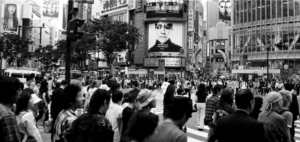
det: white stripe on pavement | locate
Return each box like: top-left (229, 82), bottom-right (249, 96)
top-left (188, 137), bottom-right (204, 142)
top-left (187, 128), bottom-right (208, 138)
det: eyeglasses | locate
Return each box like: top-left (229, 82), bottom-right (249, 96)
top-left (155, 23), bottom-right (173, 30)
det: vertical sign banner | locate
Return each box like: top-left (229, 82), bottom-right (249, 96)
top-left (188, 0), bottom-right (194, 32)
top-left (137, 0), bottom-right (143, 11)
top-left (128, 0), bottom-right (136, 10)
top-left (62, 4), bottom-right (68, 30)
top-left (1, 3), bottom-right (21, 33)
top-left (219, 0), bottom-right (231, 20)
top-left (194, 11), bottom-right (199, 43)
top-left (189, 37), bottom-right (193, 54)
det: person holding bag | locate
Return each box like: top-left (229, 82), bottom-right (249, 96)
top-left (16, 92), bottom-right (43, 142)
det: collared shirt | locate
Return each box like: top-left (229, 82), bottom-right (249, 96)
top-left (52, 109), bottom-right (77, 142)
top-left (236, 109), bottom-right (249, 115)
top-left (0, 103), bottom-right (21, 142)
top-left (17, 110), bottom-right (42, 142)
top-left (205, 95), bottom-right (219, 123)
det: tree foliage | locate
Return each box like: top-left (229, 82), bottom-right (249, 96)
top-left (0, 32), bottom-right (33, 67)
top-left (82, 17), bottom-right (141, 70)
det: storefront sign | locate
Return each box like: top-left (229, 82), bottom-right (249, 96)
top-left (145, 0), bottom-right (184, 19)
top-left (144, 58), bottom-right (185, 67)
top-left (101, 0), bottom-right (128, 14)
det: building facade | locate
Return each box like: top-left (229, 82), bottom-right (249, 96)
top-left (231, 0), bottom-right (300, 80)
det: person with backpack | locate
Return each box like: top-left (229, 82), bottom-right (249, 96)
top-left (209, 88), bottom-right (235, 142)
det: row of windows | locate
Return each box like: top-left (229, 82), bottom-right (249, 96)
top-left (233, 0), bottom-right (300, 24)
top-left (232, 26), bottom-right (300, 54)
top-left (232, 59), bottom-right (300, 71)
top-left (111, 13), bottom-right (127, 22)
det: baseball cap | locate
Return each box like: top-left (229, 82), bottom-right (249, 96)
top-left (137, 89), bottom-right (156, 108)
top-left (266, 92), bottom-right (282, 104)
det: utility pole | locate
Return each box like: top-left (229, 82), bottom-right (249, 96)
top-left (65, 0), bottom-right (74, 83)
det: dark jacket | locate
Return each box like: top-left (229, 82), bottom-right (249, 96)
top-left (214, 110), bottom-right (265, 142)
top-left (50, 88), bottom-right (64, 122)
top-left (148, 39), bottom-right (182, 52)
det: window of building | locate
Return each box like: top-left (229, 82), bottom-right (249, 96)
top-left (244, 1), bottom-right (247, 23)
top-left (272, 0), bottom-right (276, 19)
top-left (257, 0), bottom-right (261, 20)
top-left (278, 0), bottom-right (282, 18)
top-left (296, 29), bottom-right (300, 50)
top-left (237, 3), bottom-right (240, 24)
top-left (289, 0), bottom-right (294, 17)
top-left (252, 0), bottom-right (256, 22)
top-left (283, 0), bottom-right (288, 17)
top-left (262, 0), bottom-right (266, 20)
top-left (283, 30), bottom-right (289, 50)
top-left (296, 0), bottom-right (300, 16)
top-left (241, 2), bottom-right (244, 23)
top-left (266, 0), bottom-right (271, 19)
top-left (248, 1), bottom-right (251, 22)
top-left (234, 3), bottom-right (237, 24)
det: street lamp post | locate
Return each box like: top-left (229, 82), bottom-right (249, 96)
top-left (266, 45), bottom-right (270, 82)
top-left (180, 48), bottom-right (184, 78)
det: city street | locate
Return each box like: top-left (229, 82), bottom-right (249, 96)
top-left (40, 88), bottom-right (300, 142)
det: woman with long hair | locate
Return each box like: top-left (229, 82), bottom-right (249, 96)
top-left (16, 91), bottom-right (43, 142)
top-left (195, 83), bottom-right (208, 130)
top-left (3, 4), bottom-right (18, 31)
top-left (213, 88), bottom-right (235, 124)
top-left (163, 85), bottom-right (176, 118)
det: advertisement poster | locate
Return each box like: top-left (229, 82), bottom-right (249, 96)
top-left (219, 0), bottom-right (231, 20)
top-left (24, 0), bottom-right (42, 18)
top-left (146, 0), bottom-right (184, 19)
top-left (102, 0), bottom-right (128, 14)
top-left (43, 0), bottom-right (59, 18)
top-left (1, 3), bottom-right (21, 32)
top-left (148, 21), bottom-right (183, 53)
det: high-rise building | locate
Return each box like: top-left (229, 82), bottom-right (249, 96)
top-left (231, 0), bottom-right (300, 80)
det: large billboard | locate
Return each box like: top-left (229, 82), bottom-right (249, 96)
top-left (146, 0), bottom-right (184, 19)
top-left (43, 0), bottom-right (59, 18)
top-left (1, 3), bottom-right (21, 32)
top-left (219, 0), bottom-right (231, 20)
top-left (148, 21), bottom-right (183, 53)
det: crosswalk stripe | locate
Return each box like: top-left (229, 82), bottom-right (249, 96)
top-left (188, 137), bottom-right (204, 142)
top-left (187, 128), bottom-right (208, 138)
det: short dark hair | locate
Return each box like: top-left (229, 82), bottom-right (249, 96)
top-left (213, 84), bottom-right (223, 95)
top-left (235, 89), bottom-right (254, 110)
top-left (110, 82), bottom-right (120, 91)
top-left (165, 77), bottom-right (168, 82)
top-left (0, 77), bottom-right (22, 104)
top-left (165, 96), bottom-right (193, 120)
top-left (88, 89), bottom-right (111, 114)
top-left (60, 80), bottom-right (68, 86)
top-left (16, 91), bottom-right (32, 115)
top-left (112, 90), bottom-right (123, 103)
top-left (62, 84), bottom-right (81, 109)
top-left (127, 110), bottom-right (159, 142)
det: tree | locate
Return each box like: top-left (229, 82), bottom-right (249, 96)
top-left (0, 32), bottom-right (33, 67)
top-left (82, 17), bottom-right (141, 73)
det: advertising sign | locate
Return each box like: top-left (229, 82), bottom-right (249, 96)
top-left (144, 58), bottom-right (185, 67)
top-left (102, 0), bottom-right (128, 14)
top-left (1, 3), bottom-right (21, 32)
top-left (219, 0), bottom-right (231, 20)
top-left (188, 0), bottom-right (194, 32)
top-left (43, 0), bottom-right (59, 18)
top-left (148, 22), bottom-right (183, 53)
top-left (24, 0), bottom-right (41, 18)
top-left (145, 0), bottom-right (184, 19)
top-left (62, 4), bottom-right (68, 30)
top-left (137, 0), bottom-right (143, 11)
top-left (128, 0), bottom-right (136, 10)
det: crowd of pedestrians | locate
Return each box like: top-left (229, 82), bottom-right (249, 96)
top-left (1, 73), bottom-right (300, 142)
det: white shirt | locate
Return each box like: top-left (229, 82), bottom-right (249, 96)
top-left (161, 81), bottom-right (170, 95)
top-left (99, 84), bottom-right (110, 91)
top-left (106, 103), bottom-right (124, 142)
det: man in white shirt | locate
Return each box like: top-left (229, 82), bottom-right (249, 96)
top-left (106, 90), bottom-right (124, 142)
top-left (161, 78), bottom-right (170, 95)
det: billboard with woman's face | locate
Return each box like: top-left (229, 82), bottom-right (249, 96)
top-left (1, 3), bottom-right (20, 32)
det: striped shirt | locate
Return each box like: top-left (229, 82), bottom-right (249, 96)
top-left (52, 109), bottom-right (76, 142)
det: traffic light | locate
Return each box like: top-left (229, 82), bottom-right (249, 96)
top-left (69, 18), bottom-right (85, 41)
